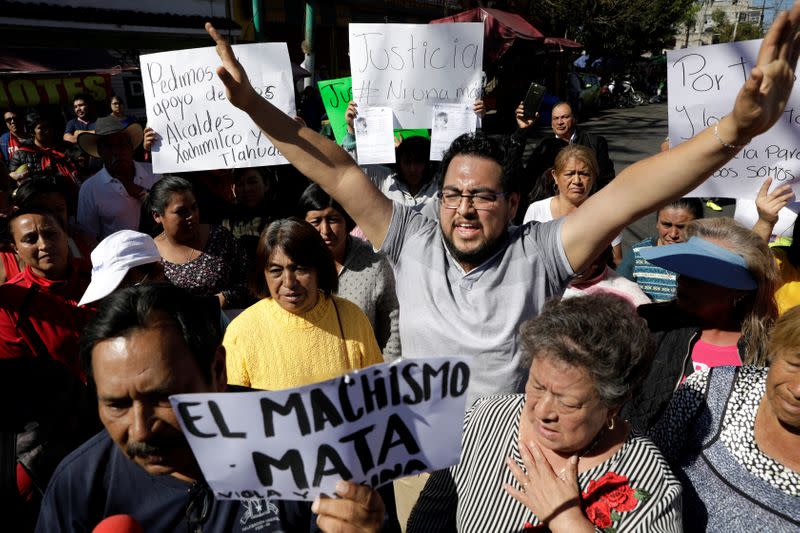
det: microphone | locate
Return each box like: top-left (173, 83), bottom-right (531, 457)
top-left (92, 515), bottom-right (144, 533)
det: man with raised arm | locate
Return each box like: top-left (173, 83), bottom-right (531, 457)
top-left (206, 6), bottom-right (800, 406)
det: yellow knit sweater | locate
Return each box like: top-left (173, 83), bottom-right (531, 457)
top-left (223, 294), bottom-right (383, 390)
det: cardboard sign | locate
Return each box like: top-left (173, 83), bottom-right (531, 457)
top-left (170, 357), bottom-right (471, 501)
top-left (140, 43), bottom-right (296, 174)
top-left (318, 76), bottom-right (353, 144)
top-left (349, 23), bottom-right (484, 129)
top-left (667, 39), bottom-right (800, 198)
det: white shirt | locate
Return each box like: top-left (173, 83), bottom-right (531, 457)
top-left (563, 267), bottom-right (651, 307)
top-left (372, 171), bottom-right (439, 215)
top-left (77, 161), bottom-right (162, 240)
top-left (555, 130), bottom-right (577, 143)
top-left (523, 196), bottom-right (622, 246)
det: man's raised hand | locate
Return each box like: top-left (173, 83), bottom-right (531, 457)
top-left (729, 2), bottom-right (800, 144)
top-left (205, 22), bottom-right (257, 111)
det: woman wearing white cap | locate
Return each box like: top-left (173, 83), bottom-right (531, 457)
top-left (77, 230), bottom-right (165, 307)
top-left (625, 218), bottom-right (779, 431)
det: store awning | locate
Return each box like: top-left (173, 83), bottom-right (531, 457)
top-left (0, 48), bottom-right (133, 75)
top-left (0, 2), bottom-right (239, 31)
top-left (544, 37), bottom-right (583, 50)
top-left (431, 7), bottom-right (544, 62)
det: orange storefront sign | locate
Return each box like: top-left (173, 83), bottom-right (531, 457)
top-left (0, 74), bottom-right (113, 108)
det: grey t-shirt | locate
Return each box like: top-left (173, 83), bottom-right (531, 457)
top-left (381, 203), bottom-right (573, 408)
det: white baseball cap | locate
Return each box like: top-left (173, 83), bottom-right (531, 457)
top-left (78, 230), bottom-right (161, 306)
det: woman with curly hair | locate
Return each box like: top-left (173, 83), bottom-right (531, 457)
top-left (408, 294), bottom-right (681, 532)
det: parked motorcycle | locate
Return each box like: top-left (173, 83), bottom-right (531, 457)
top-left (601, 76), bottom-right (635, 108)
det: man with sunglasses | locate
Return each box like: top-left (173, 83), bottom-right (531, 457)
top-left (37, 284), bottom-right (385, 532)
top-left (1, 109), bottom-right (28, 164)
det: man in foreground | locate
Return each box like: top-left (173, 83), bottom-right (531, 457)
top-left (36, 284), bottom-right (384, 532)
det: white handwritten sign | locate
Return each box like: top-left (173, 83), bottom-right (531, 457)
top-left (170, 357), bottom-right (471, 501)
top-left (350, 23), bottom-right (484, 129)
top-left (140, 43), bottom-right (295, 174)
top-left (668, 40), bottom-right (800, 199)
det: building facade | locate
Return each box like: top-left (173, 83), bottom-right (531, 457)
top-left (677, 0), bottom-right (763, 48)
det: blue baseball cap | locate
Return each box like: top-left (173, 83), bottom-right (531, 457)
top-left (640, 236), bottom-right (757, 290)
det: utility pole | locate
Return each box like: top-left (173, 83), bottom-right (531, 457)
top-left (252, 0), bottom-right (264, 41)
top-left (303, 1), bottom-right (316, 89)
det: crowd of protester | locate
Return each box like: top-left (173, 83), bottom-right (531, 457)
top-left (1, 7), bottom-right (800, 532)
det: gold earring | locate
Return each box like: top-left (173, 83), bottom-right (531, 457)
top-left (607, 417), bottom-right (615, 431)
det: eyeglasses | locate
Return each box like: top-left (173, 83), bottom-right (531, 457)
top-left (4, 116), bottom-right (18, 123)
top-left (440, 190), bottom-right (506, 210)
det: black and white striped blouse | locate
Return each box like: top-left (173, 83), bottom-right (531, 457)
top-left (408, 394), bottom-right (682, 532)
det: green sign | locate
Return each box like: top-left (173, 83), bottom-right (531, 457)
top-left (318, 76), bottom-right (352, 144)
top-left (319, 76), bottom-right (432, 145)
top-left (394, 129), bottom-right (430, 141)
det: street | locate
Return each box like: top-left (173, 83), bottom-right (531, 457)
top-left (586, 102), bottom-right (668, 248)
top-left (571, 102), bottom-right (735, 250)
top-left (584, 103), bottom-right (667, 175)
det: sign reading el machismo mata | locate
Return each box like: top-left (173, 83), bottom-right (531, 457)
top-left (170, 357), bottom-right (471, 501)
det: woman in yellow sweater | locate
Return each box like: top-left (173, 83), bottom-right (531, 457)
top-left (223, 218), bottom-right (383, 390)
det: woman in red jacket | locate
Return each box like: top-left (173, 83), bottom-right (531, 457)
top-left (0, 208), bottom-right (92, 378)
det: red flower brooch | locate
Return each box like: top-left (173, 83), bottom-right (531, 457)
top-left (521, 472), bottom-right (649, 533)
top-left (581, 472), bottom-right (650, 532)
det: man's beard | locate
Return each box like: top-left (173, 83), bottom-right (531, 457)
top-left (442, 227), bottom-right (508, 269)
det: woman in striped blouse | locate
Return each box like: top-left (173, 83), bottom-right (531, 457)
top-left (407, 294), bottom-right (682, 532)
